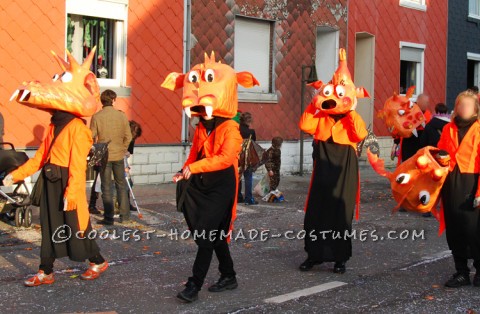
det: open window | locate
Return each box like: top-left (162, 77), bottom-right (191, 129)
top-left (399, 42), bottom-right (425, 99)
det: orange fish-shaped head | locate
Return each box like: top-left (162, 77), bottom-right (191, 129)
top-left (161, 52), bottom-right (259, 119)
top-left (367, 146), bottom-right (450, 213)
top-left (10, 47), bottom-right (100, 117)
top-left (308, 48), bottom-right (370, 115)
top-left (378, 87), bottom-right (426, 138)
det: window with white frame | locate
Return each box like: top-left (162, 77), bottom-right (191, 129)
top-left (469, 0), bottom-right (480, 19)
top-left (399, 0), bottom-right (427, 11)
top-left (234, 16), bottom-right (274, 95)
top-left (66, 0), bottom-right (128, 87)
top-left (467, 52), bottom-right (480, 89)
top-left (399, 42), bottom-right (425, 97)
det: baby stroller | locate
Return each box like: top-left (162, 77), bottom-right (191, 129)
top-left (0, 142), bottom-right (33, 227)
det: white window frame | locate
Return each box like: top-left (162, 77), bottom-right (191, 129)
top-left (399, 0), bottom-right (427, 12)
top-left (469, 0), bottom-right (480, 20)
top-left (66, 0), bottom-right (128, 88)
top-left (399, 41), bottom-right (426, 100)
top-left (467, 52), bottom-right (480, 88)
top-left (234, 16), bottom-right (278, 103)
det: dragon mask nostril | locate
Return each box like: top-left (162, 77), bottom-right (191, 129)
top-left (321, 99), bottom-right (337, 110)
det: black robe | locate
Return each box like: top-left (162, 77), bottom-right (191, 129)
top-left (304, 139), bottom-right (359, 262)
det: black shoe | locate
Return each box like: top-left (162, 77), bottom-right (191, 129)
top-left (473, 273), bottom-right (480, 287)
top-left (89, 207), bottom-right (101, 215)
top-left (177, 281), bottom-right (200, 303)
top-left (208, 276), bottom-right (238, 292)
top-left (130, 204), bottom-right (137, 211)
top-left (333, 261), bottom-right (346, 274)
top-left (299, 259), bottom-right (322, 271)
top-left (97, 219), bottom-right (114, 225)
top-left (445, 272), bottom-right (471, 288)
top-left (399, 208), bottom-right (407, 212)
top-left (422, 212), bottom-right (432, 218)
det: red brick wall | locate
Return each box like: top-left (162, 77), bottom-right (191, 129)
top-left (191, 0), bottom-right (348, 141)
top-left (0, 0), bottom-right (184, 147)
top-left (347, 0), bottom-right (448, 136)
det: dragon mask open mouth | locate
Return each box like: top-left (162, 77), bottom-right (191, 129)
top-left (10, 47), bottom-right (100, 117)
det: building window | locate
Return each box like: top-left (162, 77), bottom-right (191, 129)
top-left (399, 42), bottom-right (425, 98)
top-left (66, 0), bottom-right (128, 88)
top-left (467, 52), bottom-right (480, 89)
top-left (469, 0), bottom-right (480, 19)
top-left (234, 16), bottom-right (277, 103)
top-left (399, 0), bottom-right (427, 11)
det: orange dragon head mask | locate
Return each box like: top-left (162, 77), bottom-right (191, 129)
top-left (161, 52), bottom-right (259, 119)
top-left (10, 47), bottom-right (100, 117)
top-left (367, 146), bottom-right (450, 214)
top-left (378, 87), bottom-right (426, 138)
top-left (308, 48), bottom-right (370, 115)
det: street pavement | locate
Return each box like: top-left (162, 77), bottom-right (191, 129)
top-left (0, 168), bottom-right (479, 313)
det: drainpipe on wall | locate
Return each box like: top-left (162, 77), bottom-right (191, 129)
top-left (181, 0), bottom-right (192, 144)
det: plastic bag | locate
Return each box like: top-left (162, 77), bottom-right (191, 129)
top-left (254, 173), bottom-right (270, 197)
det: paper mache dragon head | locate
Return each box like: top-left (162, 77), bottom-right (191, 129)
top-left (161, 52), bottom-right (259, 119)
top-left (367, 146), bottom-right (450, 214)
top-left (10, 47), bottom-right (100, 117)
top-left (378, 87), bottom-right (426, 138)
top-left (308, 48), bottom-right (370, 115)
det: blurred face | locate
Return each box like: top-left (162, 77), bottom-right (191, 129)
top-left (417, 95), bottom-right (430, 111)
top-left (456, 96), bottom-right (477, 120)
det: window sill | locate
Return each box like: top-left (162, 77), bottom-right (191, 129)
top-left (399, 1), bottom-right (426, 12)
top-left (238, 91), bottom-right (278, 104)
top-left (468, 13), bottom-right (480, 23)
top-left (99, 86), bottom-right (131, 97)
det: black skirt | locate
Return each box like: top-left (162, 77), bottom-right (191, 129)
top-left (177, 165), bottom-right (236, 248)
top-left (304, 140), bottom-right (359, 262)
top-left (40, 166), bottom-right (100, 262)
top-left (441, 165), bottom-right (480, 261)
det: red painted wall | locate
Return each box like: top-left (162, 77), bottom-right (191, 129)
top-left (347, 0), bottom-right (448, 136)
top-left (0, 0), bottom-right (184, 147)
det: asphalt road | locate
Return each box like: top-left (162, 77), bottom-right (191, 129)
top-left (0, 168), bottom-right (479, 313)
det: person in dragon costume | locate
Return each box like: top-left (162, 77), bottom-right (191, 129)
top-left (3, 47), bottom-right (108, 286)
top-left (299, 48), bottom-right (369, 274)
top-left (162, 52), bottom-right (258, 302)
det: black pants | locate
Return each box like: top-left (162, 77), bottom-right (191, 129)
top-left (40, 254), bottom-right (105, 275)
top-left (100, 159), bottom-right (129, 222)
top-left (189, 240), bottom-right (236, 288)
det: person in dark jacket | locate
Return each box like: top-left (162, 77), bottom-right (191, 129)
top-left (238, 112), bottom-right (257, 205)
top-left (419, 103), bottom-right (450, 148)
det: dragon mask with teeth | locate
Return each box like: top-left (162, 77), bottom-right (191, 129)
top-left (307, 48), bottom-right (370, 115)
top-left (378, 87), bottom-right (426, 138)
top-left (161, 52), bottom-right (259, 119)
top-left (10, 47), bottom-right (100, 117)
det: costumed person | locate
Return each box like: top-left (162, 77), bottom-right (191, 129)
top-left (238, 112), bottom-right (258, 205)
top-left (3, 47), bottom-right (108, 286)
top-left (265, 136), bottom-right (283, 192)
top-left (299, 48), bottom-right (369, 274)
top-left (394, 93), bottom-right (432, 165)
top-left (161, 52), bottom-right (259, 302)
top-left (438, 90), bottom-right (480, 288)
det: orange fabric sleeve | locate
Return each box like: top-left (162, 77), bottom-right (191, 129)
top-left (299, 103), bottom-right (319, 135)
top-left (11, 126), bottom-right (52, 182)
top-left (345, 110), bottom-right (368, 142)
top-left (188, 125), bottom-right (242, 174)
top-left (183, 127), bottom-right (200, 170)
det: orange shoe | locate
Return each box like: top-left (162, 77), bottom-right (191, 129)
top-left (24, 270), bottom-right (54, 287)
top-left (80, 261), bottom-right (108, 280)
